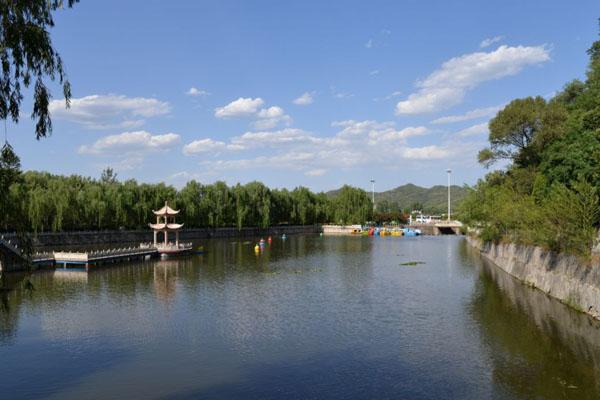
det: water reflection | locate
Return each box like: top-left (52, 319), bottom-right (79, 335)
top-left (463, 242), bottom-right (600, 399)
top-left (1, 236), bottom-right (600, 399)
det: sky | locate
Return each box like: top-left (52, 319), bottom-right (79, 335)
top-left (6, 0), bottom-right (600, 192)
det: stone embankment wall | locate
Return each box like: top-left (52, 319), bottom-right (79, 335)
top-left (467, 235), bottom-right (600, 320)
top-left (3, 225), bottom-right (321, 249)
top-left (322, 225), bottom-right (362, 235)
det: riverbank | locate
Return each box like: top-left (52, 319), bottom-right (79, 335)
top-left (0, 225), bottom-right (321, 272)
top-left (466, 235), bottom-right (600, 320)
top-left (3, 225), bottom-right (321, 249)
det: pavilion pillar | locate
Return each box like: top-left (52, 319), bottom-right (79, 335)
top-left (164, 230), bottom-right (168, 246)
top-left (153, 231), bottom-right (157, 246)
top-left (176, 231), bottom-right (179, 247)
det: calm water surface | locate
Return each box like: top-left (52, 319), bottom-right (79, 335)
top-left (2, 235), bottom-right (600, 399)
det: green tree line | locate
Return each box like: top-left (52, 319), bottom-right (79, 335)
top-left (0, 166), bottom-right (374, 232)
top-left (460, 23), bottom-right (600, 258)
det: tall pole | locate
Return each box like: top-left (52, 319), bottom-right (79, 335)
top-left (370, 179), bottom-right (375, 213)
top-left (446, 169), bottom-right (452, 221)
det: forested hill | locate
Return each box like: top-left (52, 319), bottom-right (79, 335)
top-left (328, 184), bottom-right (468, 213)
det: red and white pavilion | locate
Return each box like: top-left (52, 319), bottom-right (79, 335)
top-left (149, 201), bottom-right (191, 255)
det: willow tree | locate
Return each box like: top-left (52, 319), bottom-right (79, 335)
top-left (0, 143), bottom-right (20, 229)
top-left (1, 0), bottom-right (78, 138)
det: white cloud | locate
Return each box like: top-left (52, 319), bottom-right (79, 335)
top-left (230, 128), bottom-right (314, 150)
top-left (385, 90), bottom-right (402, 100)
top-left (480, 36), bottom-right (505, 48)
top-left (373, 90), bottom-right (402, 102)
top-left (332, 120), bottom-right (392, 137)
top-left (368, 126), bottom-right (428, 144)
top-left (182, 138), bottom-right (228, 155)
top-left (78, 131), bottom-right (180, 155)
top-left (183, 118), bottom-right (463, 178)
top-left (186, 87), bottom-right (210, 96)
top-left (215, 97), bottom-right (264, 118)
top-left (431, 105), bottom-right (502, 124)
top-left (334, 92), bottom-right (354, 99)
top-left (214, 98), bottom-right (291, 129)
top-left (305, 169), bottom-right (326, 177)
top-left (254, 106), bottom-right (292, 130)
top-left (401, 146), bottom-right (450, 160)
top-left (332, 120), bottom-right (426, 144)
top-left (456, 122), bottom-right (489, 137)
top-left (395, 45), bottom-right (550, 115)
top-left (369, 69), bottom-right (380, 76)
top-left (331, 86), bottom-right (354, 99)
top-left (365, 39), bottom-right (373, 49)
top-left (49, 94), bottom-right (171, 130)
top-left (293, 92), bottom-right (315, 105)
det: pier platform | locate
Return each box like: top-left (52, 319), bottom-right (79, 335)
top-left (53, 246), bottom-right (159, 267)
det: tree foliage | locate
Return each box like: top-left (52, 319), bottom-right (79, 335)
top-left (464, 25), bottom-right (600, 258)
top-left (0, 0), bottom-right (78, 138)
top-left (478, 97), bottom-right (567, 168)
top-left (0, 171), bottom-right (373, 233)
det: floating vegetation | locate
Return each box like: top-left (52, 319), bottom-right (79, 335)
top-left (399, 261), bottom-right (425, 266)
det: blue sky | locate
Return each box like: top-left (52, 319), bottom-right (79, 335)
top-left (7, 0), bottom-right (600, 192)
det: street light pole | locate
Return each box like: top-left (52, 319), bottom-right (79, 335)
top-left (446, 169), bottom-right (452, 221)
top-left (370, 179), bottom-right (376, 213)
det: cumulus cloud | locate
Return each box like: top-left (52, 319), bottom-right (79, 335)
top-left (215, 97), bottom-right (264, 118)
top-left (332, 120), bottom-right (426, 144)
top-left (456, 122), bottom-right (489, 137)
top-left (480, 36), bottom-right (505, 48)
top-left (186, 87), bottom-right (210, 96)
top-left (183, 119), bottom-right (446, 178)
top-left (49, 94), bottom-right (171, 130)
top-left (184, 120), bottom-right (440, 176)
top-left (230, 128), bottom-right (315, 150)
top-left (395, 45), bottom-right (550, 115)
top-left (254, 106), bottom-right (292, 130)
top-left (293, 92), bottom-right (315, 105)
top-left (365, 39), bottom-right (373, 49)
top-left (368, 126), bottom-right (428, 144)
top-left (182, 138), bottom-right (229, 155)
top-left (214, 97), bottom-right (292, 129)
top-left (431, 105), bottom-right (502, 124)
top-left (400, 145), bottom-right (450, 160)
top-left (369, 69), bottom-right (380, 76)
top-left (78, 131), bottom-right (180, 155)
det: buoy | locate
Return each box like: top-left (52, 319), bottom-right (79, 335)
top-left (320, 232), bottom-right (323, 237)
top-left (281, 234), bottom-right (287, 240)
top-left (268, 236), bottom-right (272, 244)
top-left (254, 244), bottom-right (260, 253)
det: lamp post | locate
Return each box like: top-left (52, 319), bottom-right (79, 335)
top-left (446, 169), bottom-right (452, 221)
top-left (370, 179), bottom-right (376, 213)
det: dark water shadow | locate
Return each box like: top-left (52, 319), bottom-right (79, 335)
top-left (462, 241), bottom-right (600, 399)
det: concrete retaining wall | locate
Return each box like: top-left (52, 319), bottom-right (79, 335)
top-left (466, 235), bottom-right (600, 320)
top-left (322, 225), bottom-right (362, 235)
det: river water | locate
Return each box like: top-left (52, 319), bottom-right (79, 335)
top-left (1, 235), bottom-right (600, 399)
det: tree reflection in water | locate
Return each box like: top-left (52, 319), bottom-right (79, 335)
top-left (463, 242), bottom-right (600, 400)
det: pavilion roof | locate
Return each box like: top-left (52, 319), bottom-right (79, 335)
top-left (152, 201), bottom-right (180, 216)
top-left (148, 223), bottom-right (184, 230)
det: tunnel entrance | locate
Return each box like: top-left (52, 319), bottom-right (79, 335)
top-left (438, 226), bottom-right (458, 235)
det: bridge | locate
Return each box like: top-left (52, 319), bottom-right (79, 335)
top-left (409, 221), bottom-right (463, 235)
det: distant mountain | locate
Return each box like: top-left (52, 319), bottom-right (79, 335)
top-left (328, 183), bottom-right (469, 213)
